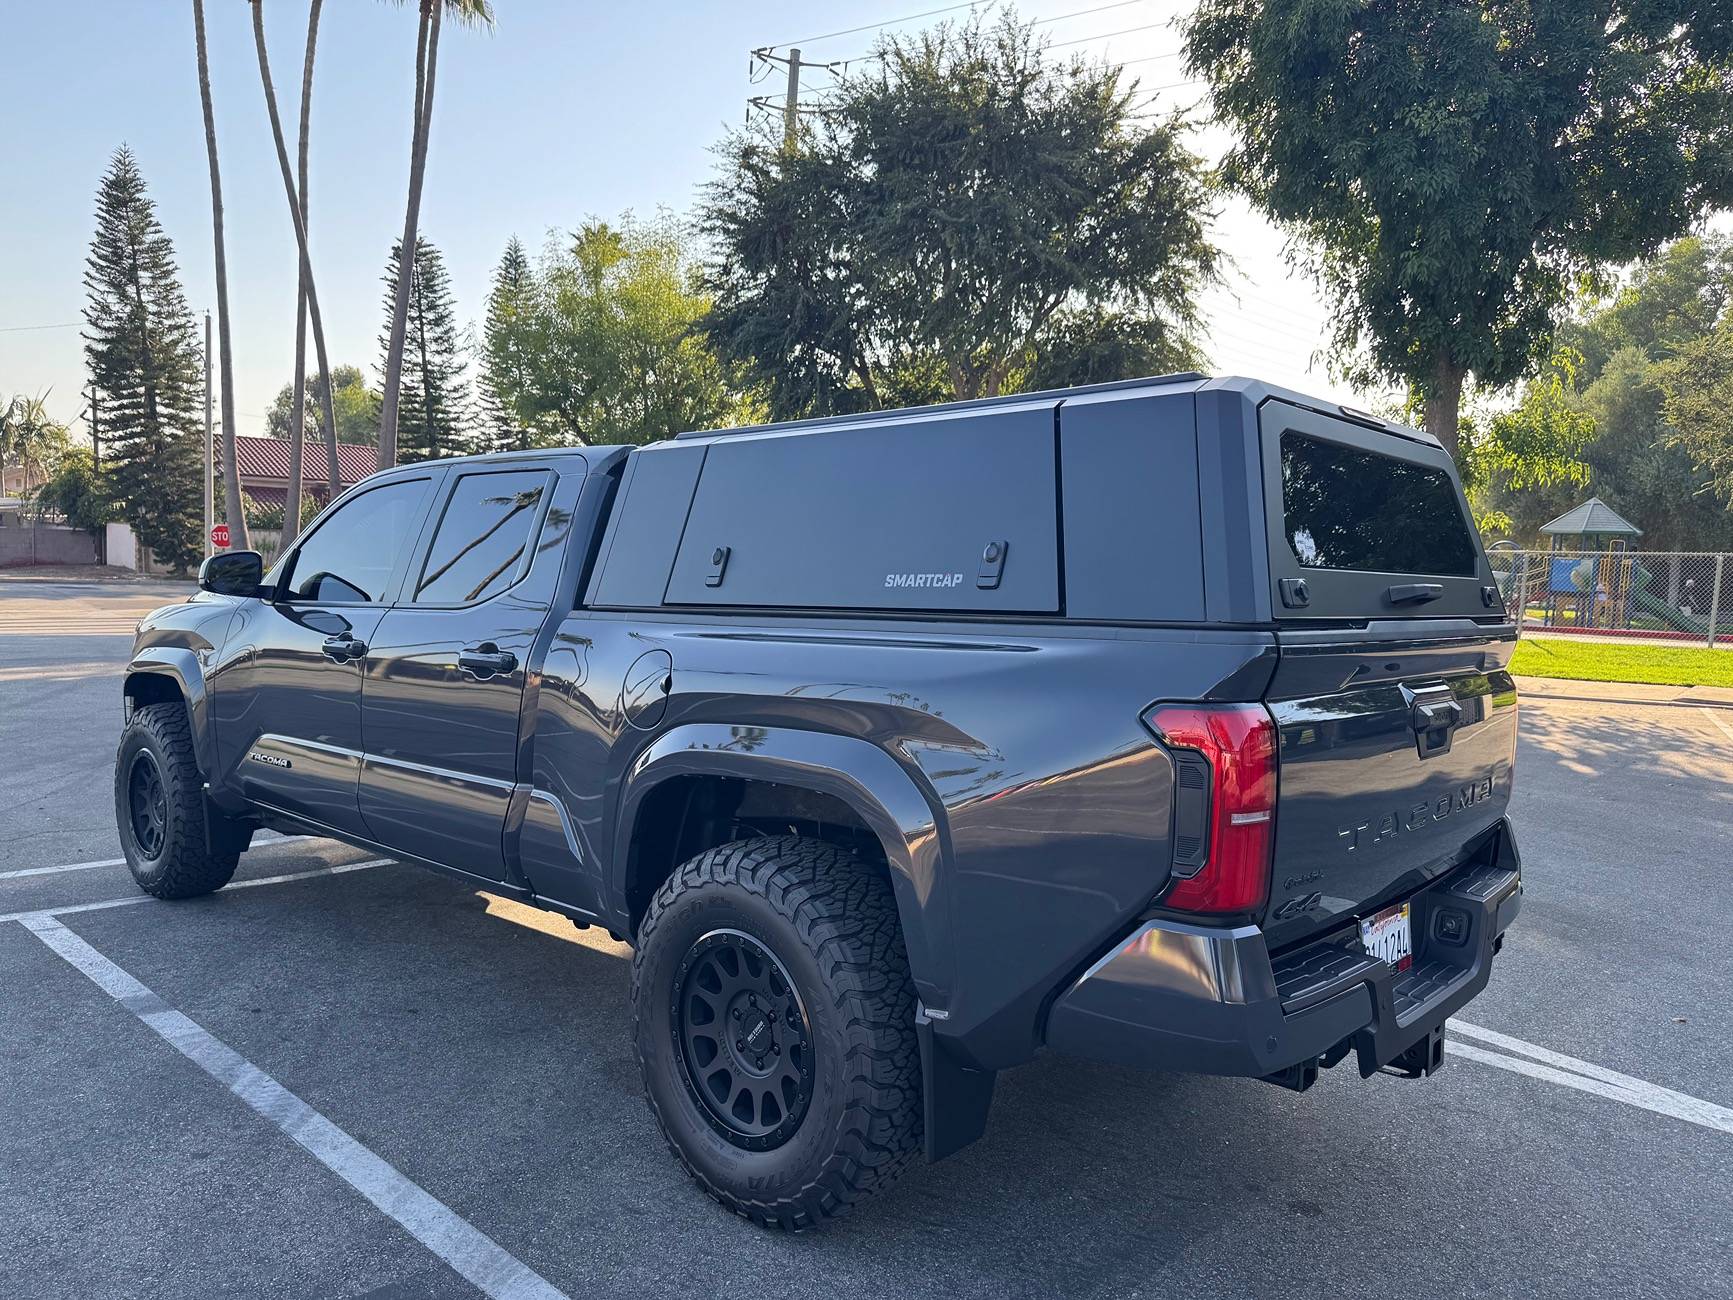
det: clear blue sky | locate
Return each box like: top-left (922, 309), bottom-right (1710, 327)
top-left (0, 1), bottom-right (1348, 443)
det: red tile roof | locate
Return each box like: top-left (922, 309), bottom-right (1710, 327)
top-left (229, 436), bottom-right (377, 486)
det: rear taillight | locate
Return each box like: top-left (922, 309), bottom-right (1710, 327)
top-left (1143, 703), bottom-right (1277, 914)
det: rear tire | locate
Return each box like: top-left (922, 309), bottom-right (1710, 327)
top-left (114, 702), bottom-right (241, 899)
top-left (632, 836), bottom-right (922, 1229)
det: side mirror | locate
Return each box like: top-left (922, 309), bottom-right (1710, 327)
top-left (198, 549), bottom-right (266, 597)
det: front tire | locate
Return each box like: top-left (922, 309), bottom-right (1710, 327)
top-left (632, 837), bottom-right (922, 1229)
top-left (114, 702), bottom-right (241, 899)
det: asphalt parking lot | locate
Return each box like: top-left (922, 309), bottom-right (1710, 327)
top-left (3, 576), bottom-right (1731, 1300)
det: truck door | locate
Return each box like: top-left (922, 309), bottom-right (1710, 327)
top-left (359, 465), bottom-right (565, 880)
top-left (212, 475), bottom-right (437, 836)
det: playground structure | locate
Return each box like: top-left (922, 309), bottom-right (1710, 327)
top-left (1488, 498), bottom-right (1731, 647)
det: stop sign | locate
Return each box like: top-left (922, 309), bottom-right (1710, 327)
top-left (211, 523), bottom-right (230, 549)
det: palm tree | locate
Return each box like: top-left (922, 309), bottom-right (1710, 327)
top-left (1, 392), bottom-right (69, 493)
top-left (282, 0), bottom-right (333, 543)
top-left (191, 0), bottom-right (249, 551)
top-left (249, 0), bottom-right (342, 543)
top-left (376, 0), bottom-right (494, 470)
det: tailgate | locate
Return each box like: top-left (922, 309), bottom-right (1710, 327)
top-left (1255, 399), bottom-right (1517, 950)
top-left (1262, 626), bottom-right (1517, 950)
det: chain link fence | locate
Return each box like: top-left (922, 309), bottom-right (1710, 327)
top-left (1487, 549), bottom-right (1732, 647)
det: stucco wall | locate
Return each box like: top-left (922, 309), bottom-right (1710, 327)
top-left (0, 524), bottom-right (99, 567)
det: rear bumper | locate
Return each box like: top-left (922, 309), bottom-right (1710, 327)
top-left (1044, 820), bottom-right (1522, 1080)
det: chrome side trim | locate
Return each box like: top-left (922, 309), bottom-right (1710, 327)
top-left (257, 733), bottom-right (360, 760)
top-left (360, 751), bottom-right (516, 791)
top-left (527, 788), bottom-right (585, 865)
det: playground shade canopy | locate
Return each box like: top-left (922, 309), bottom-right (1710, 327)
top-left (1539, 497), bottom-right (1642, 540)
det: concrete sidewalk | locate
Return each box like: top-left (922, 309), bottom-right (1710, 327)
top-left (1515, 674), bottom-right (1733, 711)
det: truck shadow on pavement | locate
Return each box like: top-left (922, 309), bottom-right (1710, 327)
top-left (51, 855), bottom-right (1725, 1300)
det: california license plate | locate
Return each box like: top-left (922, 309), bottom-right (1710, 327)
top-left (1360, 903), bottom-right (1413, 972)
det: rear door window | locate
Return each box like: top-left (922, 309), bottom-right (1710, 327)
top-left (663, 403), bottom-right (1061, 613)
top-left (412, 470), bottom-right (550, 605)
top-left (1260, 402), bottom-right (1492, 620)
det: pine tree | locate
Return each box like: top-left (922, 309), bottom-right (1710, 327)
top-left (82, 147), bottom-right (205, 573)
top-left (476, 236), bottom-right (539, 452)
top-left (376, 236), bottom-right (471, 462)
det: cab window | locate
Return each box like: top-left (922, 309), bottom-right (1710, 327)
top-left (281, 478), bottom-right (431, 604)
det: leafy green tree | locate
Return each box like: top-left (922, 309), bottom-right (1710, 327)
top-left (1655, 326), bottom-right (1733, 512)
top-left (376, 236), bottom-right (473, 461)
top-left (1185, 1), bottom-right (1733, 458)
top-left (83, 147), bottom-right (206, 573)
top-left (29, 446), bottom-right (114, 534)
top-left (1582, 347), bottom-right (1733, 550)
top-left (1021, 306), bottom-right (1205, 394)
top-left (701, 11), bottom-right (1218, 420)
top-left (265, 364), bottom-right (379, 445)
top-left (1472, 237), bottom-right (1733, 548)
top-left (1561, 237), bottom-right (1733, 380)
top-left (514, 216), bottom-right (759, 445)
top-left (476, 236), bottom-right (544, 451)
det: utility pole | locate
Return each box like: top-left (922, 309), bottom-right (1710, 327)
top-left (204, 311), bottom-right (214, 561)
top-left (784, 46), bottom-right (801, 151)
top-left (748, 47), bottom-right (835, 150)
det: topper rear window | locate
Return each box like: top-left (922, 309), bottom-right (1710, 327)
top-left (1280, 431), bottom-right (1478, 577)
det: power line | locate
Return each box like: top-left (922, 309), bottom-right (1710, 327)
top-left (763, 1), bottom-right (993, 52)
top-left (1049, 21), bottom-right (1165, 49)
top-left (1033, 1), bottom-right (1145, 25)
top-left (0, 321), bottom-right (80, 334)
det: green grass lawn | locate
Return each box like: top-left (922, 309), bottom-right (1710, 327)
top-left (1510, 637), bottom-right (1733, 688)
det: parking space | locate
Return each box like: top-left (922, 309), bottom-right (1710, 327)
top-left (3, 584), bottom-right (1731, 1299)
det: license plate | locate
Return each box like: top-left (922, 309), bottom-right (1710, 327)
top-left (1360, 903), bottom-right (1413, 972)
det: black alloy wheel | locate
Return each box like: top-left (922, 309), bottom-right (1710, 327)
top-left (672, 928), bottom-right (814, 1151)
top-left (127, 750), bottom-right (169, 859)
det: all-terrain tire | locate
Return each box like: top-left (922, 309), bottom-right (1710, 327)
top-left (632, 836), bottom-right (923, 1229)
top-left (114, 702), bottom-right (241, 899)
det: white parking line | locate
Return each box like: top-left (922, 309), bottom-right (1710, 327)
top-left (19, 914), bottom-right (570, 1300)
top-left (0, 835), bottom-right (314, 882)
top-left (1700, 706), bottom-right (1733, 746)
top-left (0, 661), bottom-right (123, 683)
top-left (0, 859), bottom-right (390, 924)
top-left (1449, 1019), bottom-right (1733, 1137)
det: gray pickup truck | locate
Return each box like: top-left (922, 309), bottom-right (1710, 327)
top-left (115, 373), bottom-right (1522, 1228)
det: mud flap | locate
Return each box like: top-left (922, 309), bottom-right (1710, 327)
top-left (917, 1008), bottom-right (997, 1162)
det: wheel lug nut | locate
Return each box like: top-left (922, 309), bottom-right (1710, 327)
top-left (767, 1011), bottom-right (776, 1023)
top-left (749, 995), bottom-right (757, 1007)
top-left (736, 1039), bottom-right (745, 1050)
top-left (772, 1043), bottom-right (780, 1056)
top-left (732, 1008), bottom-right (741, 1019)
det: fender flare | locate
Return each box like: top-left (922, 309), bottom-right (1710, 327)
top-left (123, 647), bottom-right (215, 778)
top-left (613, 722), bottom-right (955, 1009)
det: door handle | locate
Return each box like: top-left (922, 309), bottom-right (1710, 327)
top-left (458, 643), bottom-right (518, 680)
top-left (1387, 582), bottom-right (1445, 605)
top-left (321, 633), bottom-right (368, 663)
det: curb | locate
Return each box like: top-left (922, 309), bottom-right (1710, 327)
top-left (1515, 682), bottom-right (1733, 712)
